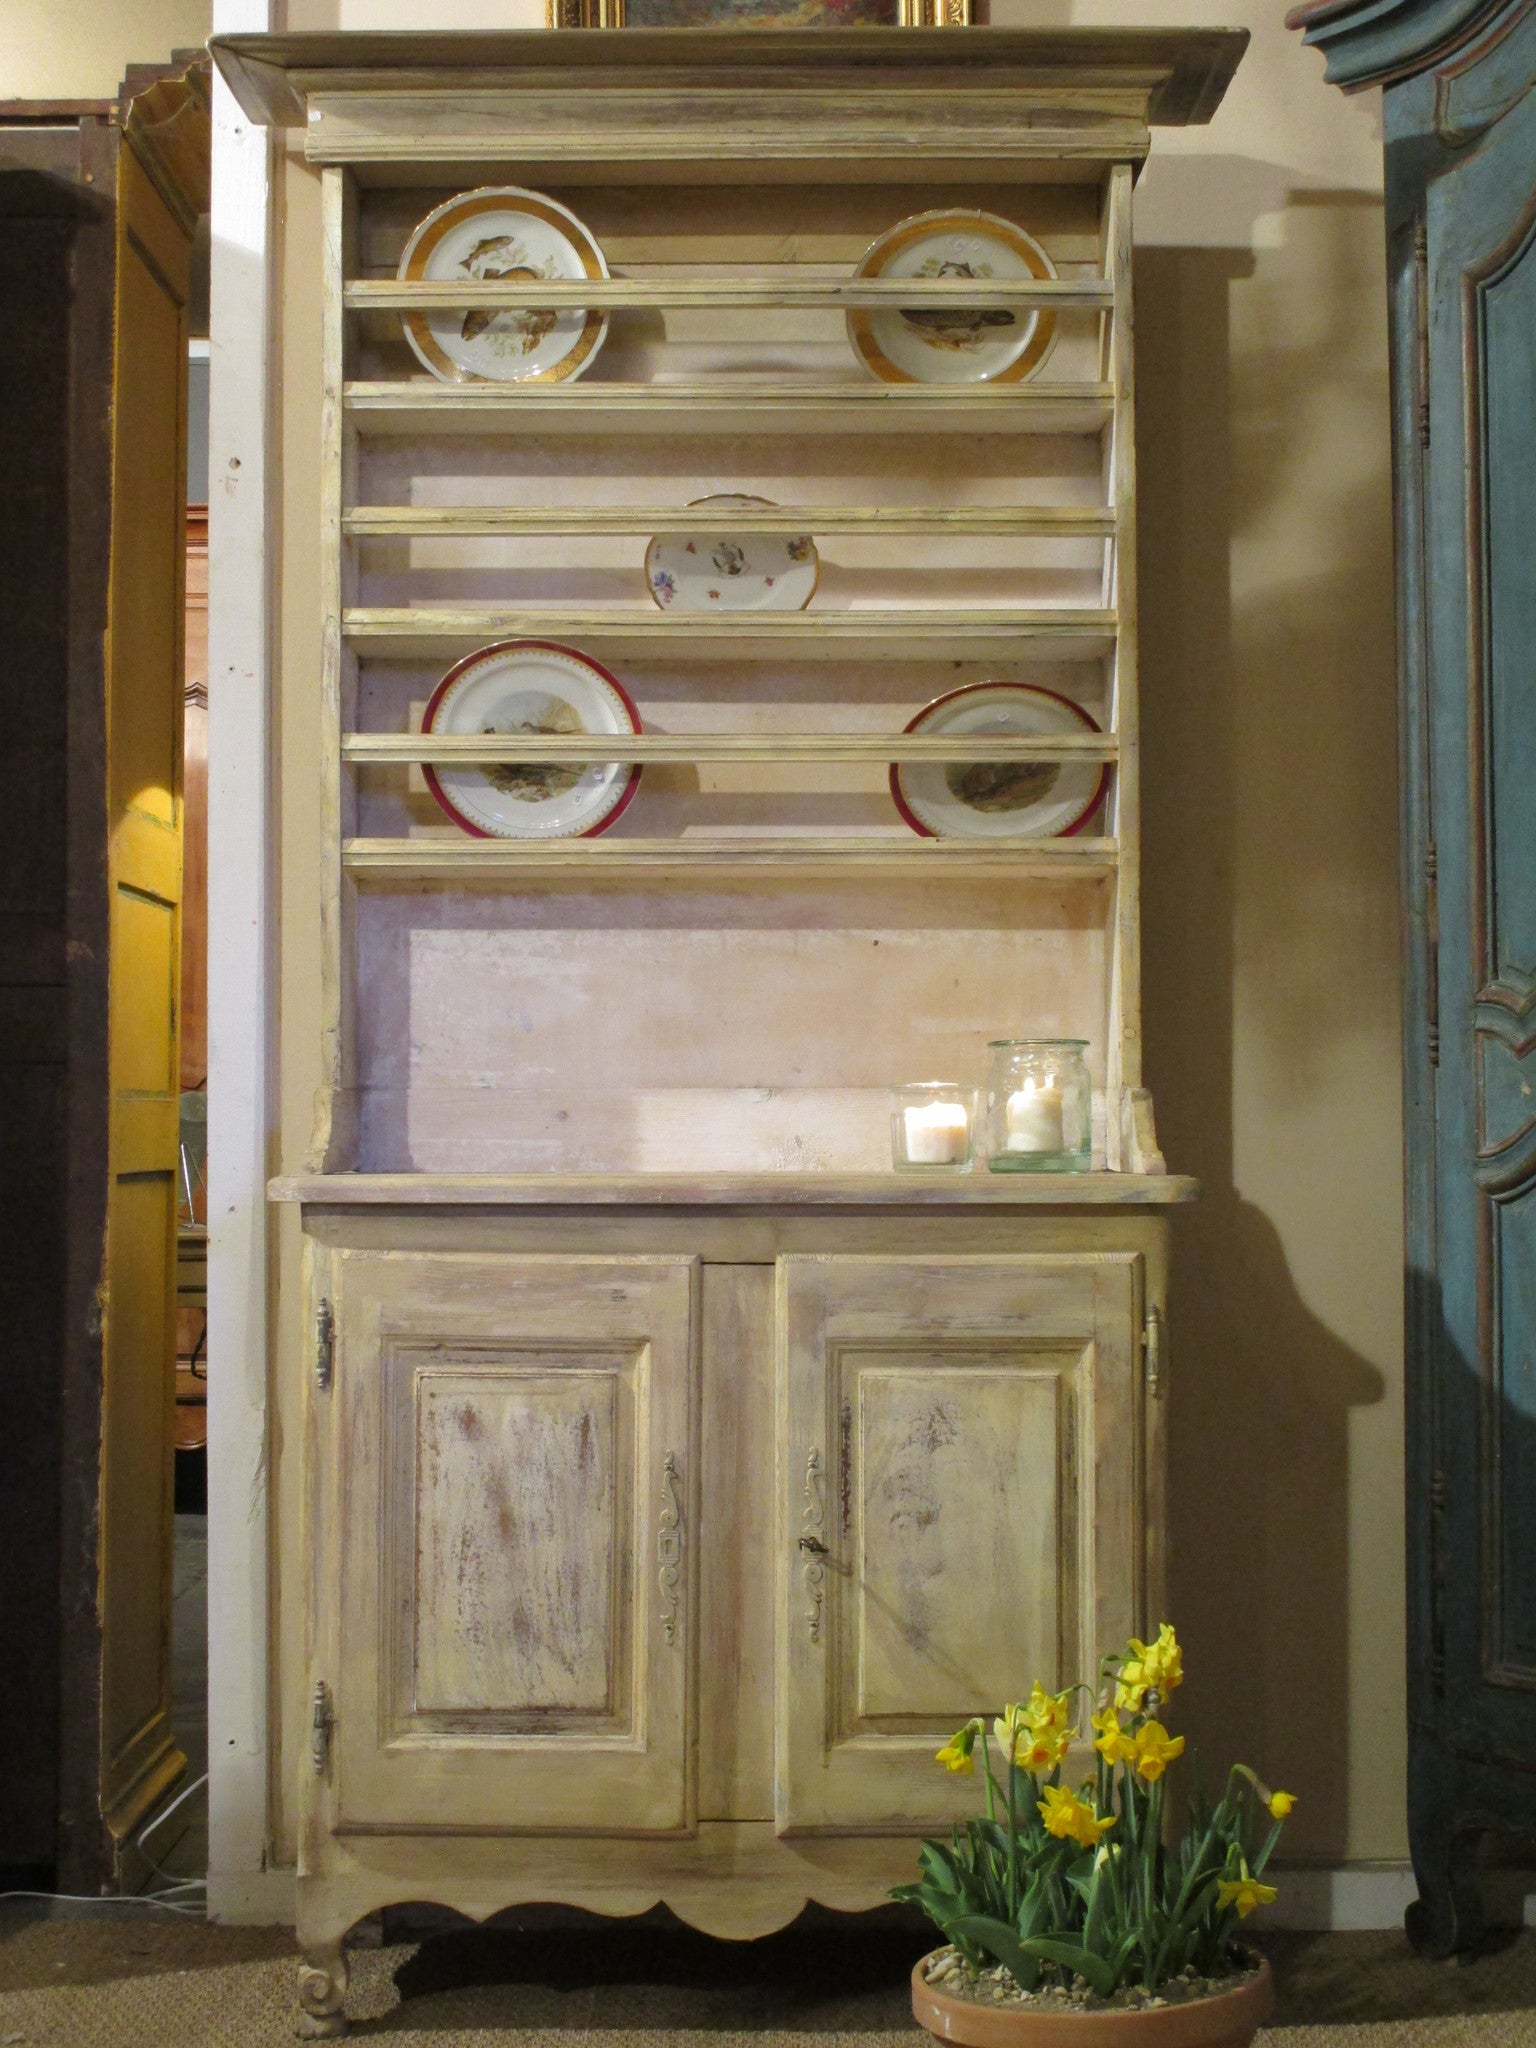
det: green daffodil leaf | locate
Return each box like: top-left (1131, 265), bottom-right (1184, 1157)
top-left (943, 1915), bottom-right (1041, 1994)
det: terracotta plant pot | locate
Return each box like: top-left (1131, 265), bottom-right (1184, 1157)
top-left (910, 1953), bottom-right (1274, 2048)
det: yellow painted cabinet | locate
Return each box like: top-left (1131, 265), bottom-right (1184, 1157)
top-left (320, 1253), bottom-right (697, 1837)
top-left (775, 1254), bottom-right (1143, 1835)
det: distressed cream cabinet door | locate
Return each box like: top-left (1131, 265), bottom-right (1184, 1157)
top-left (776, 1253), bottom-right (1143, 1835)
top-left (320, 1253), bottom-right (696, 1836)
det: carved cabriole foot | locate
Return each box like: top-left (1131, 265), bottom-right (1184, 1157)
top-left (1405, 1825), bottom-right (1485, 1959)
top-left (296, 1941), bottom-right (349, 2038)
top-left (1405, 1740), bottom-right (1486, 1958)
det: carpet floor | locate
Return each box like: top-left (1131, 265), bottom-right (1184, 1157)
top-left (0, 1918), bottom-right (1530, 2047)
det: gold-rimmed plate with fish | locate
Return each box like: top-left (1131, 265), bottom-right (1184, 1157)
top-left (890, 682), bottom-right (1107, 840)
top-left (397, 187), bottom-right (609, 385)
top-left (848, 210), bottom-right (1057, 386)
top-left (421, 641), bottom-right (641, 839)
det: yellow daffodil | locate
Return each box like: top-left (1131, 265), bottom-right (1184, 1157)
top-left (1091, 1705), bottom-right (1135, 1765)
top-left (1132, 1721), bottom-right (1185, 1782)
top-left (1022, 1680), bottom-right (1073, 1735)
top-left (936, 1719), bottom-right (980, 1774)
top-left (1114, 1624), bottom-right (1183, 1711)
top-left (992, 1702), bottom-right (1028, 1764)
top-left (995, 1686), bottom-right (1075, 1770)
top-left (1038, 1784), bottom-right (1116, 1849)
top-left (1146, 1623), bottom-right (1183, 1693)
top-left (1268, 1790), bottom-right (1296, 1819)
top-left (1018, 1726), bottom-right (1073, 1773)
top-left (1216, 1876), bottom-right (1277, 1918)
top-left (1114, 1674), bottom-right (1147, 1712)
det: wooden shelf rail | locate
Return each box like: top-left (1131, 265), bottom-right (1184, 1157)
top-left (342, 834), bottom-right (1119, 875)
top-left (345, 276), bottom-right (1113, 313)
top-left (342, 381), bottom-right (1118, 438)
top-left (343, 504), bottom-right (1117, 539)
top-left (342, 606), bottom-right (1118, 655)
top-left (343, 732), bottom-right (1119, 765)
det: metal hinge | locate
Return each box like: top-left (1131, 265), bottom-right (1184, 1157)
top-left (1143, 1305), bottom-right (1164, 1394)
top-left (1414, 218), bottom-right (1430, 450)
top-left (1425, 841), bottom-right (1439, 1068)
top-left (311, 1680), bottom-right (335, 1775)
top-left (315, 1299), bottom-right (335, 1392)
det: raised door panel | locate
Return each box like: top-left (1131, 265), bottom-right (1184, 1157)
top-left (324, 1253), bottom-right (695, 1836)
top-left (776, 1253), bottom-right (1142, 1835)
top-left (1426, 73), bottom-right (1536, 1761)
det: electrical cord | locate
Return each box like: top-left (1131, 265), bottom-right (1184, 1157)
top-left (0, 1891), bottom-right (204, 1916)
top-left (133, 1770), bottom-right (210, 1896)
top-left (0, 1768), bottom-right (217, 1917)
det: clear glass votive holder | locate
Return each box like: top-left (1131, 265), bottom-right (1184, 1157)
top-left (891, 1082), bottom-right (977, 1173)
top-left (984, 1040), bottom-right (1091, 1173)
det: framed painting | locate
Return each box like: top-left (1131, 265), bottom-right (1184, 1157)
top-left (547, 0), bottom-right (969, 26)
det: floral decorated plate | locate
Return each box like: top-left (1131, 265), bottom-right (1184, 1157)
top-left (891, 682), bottom-right (1107, 840)
top-left (849, 209), bottom-right (1057, 387)
top-left (397, 186), bottom-right (609, 385)
top-left (646, 495), bottom-right (818, 613)
top-left (421, 640), bottom-right (641, 839)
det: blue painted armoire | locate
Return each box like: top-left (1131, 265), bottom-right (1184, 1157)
top-left (1292, 0), bottom-right (1536, 1955)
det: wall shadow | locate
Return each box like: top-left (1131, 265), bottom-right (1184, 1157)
top-left (1137, 196), bottom-right (1400, 1864)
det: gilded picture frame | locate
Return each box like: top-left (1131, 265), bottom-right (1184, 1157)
top-left (547, 0), bottom-right (969, 27)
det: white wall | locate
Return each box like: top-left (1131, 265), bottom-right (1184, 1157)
top-left (0, 0), bottom-right (212, 98)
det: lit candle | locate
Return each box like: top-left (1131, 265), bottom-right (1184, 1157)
top-left (1005, 1076), bottom-right (1064, 1154)
top-left (903, 1100), bottom-right (971, 1165)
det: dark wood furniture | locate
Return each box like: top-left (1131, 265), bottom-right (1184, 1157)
top-left (0, 64), bottom-right (207, 1894)
top-left (0, 96), bottom-right (116, 1892)
top-left (1291, 0), bottom-right (1536, 1955)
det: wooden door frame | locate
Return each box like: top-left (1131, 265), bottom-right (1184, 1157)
top-left (204, 0), bottom-right (281, 1921)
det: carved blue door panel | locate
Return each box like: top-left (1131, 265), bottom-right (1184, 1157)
top-left (1292, 0), bottom-right (1536, 1955)
top-left (1425, 73), bottom-right (1536, 1767)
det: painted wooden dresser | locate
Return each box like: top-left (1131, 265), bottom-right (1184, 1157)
top-left (210, 28), bottom-right (1243, 2032)
top-left (1292, 0), bottom-right (1536, 1957)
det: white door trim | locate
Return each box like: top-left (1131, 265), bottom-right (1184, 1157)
top-left (206, 0), bottom-right (276, 1916)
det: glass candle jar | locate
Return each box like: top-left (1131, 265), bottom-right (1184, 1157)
top-left (891, 1082), bottom-right (976, 1172)
top-left (983, 1040), bottom-right (1091, 1173)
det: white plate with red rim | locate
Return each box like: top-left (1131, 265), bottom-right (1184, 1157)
top-left (848, 208), bottom-right (1058, 387)
top-left (421, 640), bottom-right (641, 840)
top-left (397, 186), bottom-right (609, 385)
top-left (646, 495), bottom-right (819, 613)
top-left (890, 682), bottom-right (1107, 840)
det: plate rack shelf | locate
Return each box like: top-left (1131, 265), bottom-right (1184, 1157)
top-left (342, 379), bottom-right (1119, 435)
top-left (313, 126), bottom-right (1148, 1174)
top-left (211, 28), bottom-right (1243, 2030)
